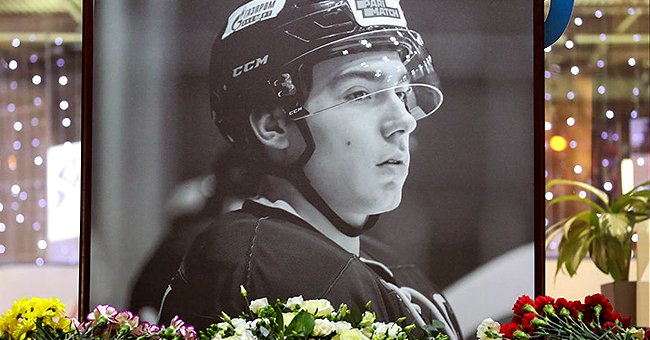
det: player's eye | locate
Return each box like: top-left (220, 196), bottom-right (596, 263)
top-left (395, 86), bottom-right (411, 103)
top-left (344, 90), bottom-right (370, 102)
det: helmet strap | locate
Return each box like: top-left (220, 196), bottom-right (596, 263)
top-left (286, 119), bottom-right (380, 237)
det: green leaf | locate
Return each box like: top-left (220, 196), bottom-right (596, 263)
top-left (556, 221), bottom-right (593, 277)
top-left (285, 310), bottom-right (315, 338)
top-left (589, 237), bottom-right (610, 275)
top-left (604, 236), bottom-right (632, 282)
top-left (610, 195), bottom-right (649, 213)
top-left (600, 213), bottom-right (632, 243)
top-left (547, 195), bottom-right (605, 213)
top-left (546, 179), bottom-right (610, 206)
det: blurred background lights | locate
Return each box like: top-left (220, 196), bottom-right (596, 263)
top-left (0, 245), bottom-right (5, 254)
top-left (632, 234), bottom-right (639, 243)
top-left (10, 81), bottom-right (17, 90)
top-left (31, 118), bottom-right (39, 126)
top-left (596, 60), bottom-right (605, 68)
top-left (567, 91), bottom-right (575, 100)
top-left (633, 34), bottom-right (641, 42)
top-left (632, 87), bottom-right (639, 96)
top-left (56, 58), bottom-right (64, 67)
top-left (550, 135), bottom-right (568, 152)
top-left (573, 165), bottom-right (583, 174)
top-left (628, 58), bottom-right (636, 66)
top-left (569, 140), bottom-right (577, 149)
top-left (574, 17), bottom-right (583, 26)
top-left (34, 156), bottom-right (43, 166)
top-left (59, 100), bottom-right (69, 110)
top-left (544, 70), bottom-right (551, 79)
top-left (595, 9), bottom-right (603, 18)
top-left (33, 97), bottom-right (42, 106)
top-left (545, 192), bottom-right (554, 201)
top-left (32, 138), bottom-right (40, 147)
top-left (59, 76), bottom-right (68, 85)
top-left (628, 7), bottom-right (635, 15)
top-left (601, 131), bottom-right (608, 139)
top-left (612, 133), bottom-right (619, 141)
top-left (54, 37), bottom-right (63, 46)
top-left (13, 122), bottom-right (23, 131)
top-left (599, 33), bottom-right (607, 41)
top-left (602, 159), bottom-right (610, 167)
top-left (37, 240), bottom-right (47, 250)
top-left (605, 110), bottom-right (614, 119)
top-left (31, 75), bottom-right (42, 85)
top-left (0, 203), bottom-right (3, 212)
top-left (631, 110), bottom-right (638, 119)
top-left (545, 93), bottom-right (552, 101)
top-left (566, 117), bottom-right (575, 126)
top-left (603, 182), bottom-right (613, 191)
top-left (597, 86), bottom-right (606, 94)
top-left (565, 40), bottom-right (574, 49)
top-left (35, 258), bottom-right (44, 266)
top-left (638, 158), bottom-right (646, 166)
top-left (7, 103), bottom-right (16, 112)
top-left (570, 66), bottom-right (580, 75)
top-left (29, 54), bottom-right (38, 63)
top-left (578, 191), bottom-right (587, 199)
top-left (10, 185), bottom-right (21, 195)
top-left (16, 214), bottom-right (25, 224)
top-left (11, 38), bottom-right (20, 47)
top-left (8, 60), bottom-right (17, 70)
top-left (544, 46), bottom-right (552, 53)
top-left (0, 223), bottom-right (5, 232)
top-left (38, 199), bottom-right (47, 208)
top-left (62, 118), bottom-right (71, 127)
top-left (13, 141), bottom-right (21, 150)
top-left (545, 121), bottom-right (553, 131)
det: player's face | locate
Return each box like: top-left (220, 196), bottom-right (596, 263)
top-left (302, 51), bottom-right (417, 226)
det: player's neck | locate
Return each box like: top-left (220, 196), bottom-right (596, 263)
top-left (258, 175), bottom-right (361, 255)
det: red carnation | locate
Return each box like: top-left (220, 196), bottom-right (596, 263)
top-left (644, 329), bottom-right (650, 340)
top-left (602, 321), bottom-right (615, 331)
top-left (534, 295), bottom-right (555, 312)
top-left (513, 295), bottom-right (535, 316)
top-left (521, 312), bottom-right (537, 334)
top-left (500, 322), bottom-right (520, 339)
top-left (553, 297), bottom-right (582, 318)
top-left (583, 293), bottom-right (613, 323)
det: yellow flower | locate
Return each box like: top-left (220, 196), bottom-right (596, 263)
top-left (0, 297), bottom-right (72, 339)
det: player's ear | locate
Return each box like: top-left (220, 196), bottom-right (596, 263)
top-left (249, 108), bottom-right (290, 150)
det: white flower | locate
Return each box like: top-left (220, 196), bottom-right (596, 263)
top-left (231, 318), bottom-right (249, 333)
top-left (300, 299), bottom-right (334, 317)
top-left (358, 311), bottom-right (376, 327)
top-left (249, 298), bottom-right (269, 314)
top-left (333, 328), bottom-right (371, 340)
top-left (371, 322), bottom-right (400, 339)
top-left (282, 312), bottom-right (297, 326)
top-left (334, 321), bottom-right (353, 334)
top-left (286, 296), bottom-right (304, 310)
top-left (476, 318), bottom-right (502, 340)
top-left (312, 319), bottom-right (336, 337)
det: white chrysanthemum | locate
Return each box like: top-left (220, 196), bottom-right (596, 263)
top-left (334, 321), bottom-right (353, 334)
top-left (249, 298), bottom-right (269, 314)
top-left (312, 318), bottom-right (336, 337)
top-left (286, 296), bottom-right (304, 310)
top-left (301, 299), bottom-right (334, 317)
top-left (476, 318), bottom-right (502, 340)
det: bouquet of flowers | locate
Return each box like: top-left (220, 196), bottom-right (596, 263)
top-left (476, 294), bottom-right (649, 340)
top-left (199, 286), bottom-right (449, 340)
top-left (0, 297), bottom-right (197, 340)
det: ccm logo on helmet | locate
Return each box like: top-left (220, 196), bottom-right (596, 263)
top-left (232, 55), bottom-right (269, 78)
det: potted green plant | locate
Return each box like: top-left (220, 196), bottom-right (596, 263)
top-left (545, 179), bottom-right (650, 322)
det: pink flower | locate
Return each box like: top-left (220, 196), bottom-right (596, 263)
top-left (170, 315), bottom-right (185, 330)
top-left (113, 311), bottom-right (139, 329)
top-left (87, 305), bottom-right (118, 323)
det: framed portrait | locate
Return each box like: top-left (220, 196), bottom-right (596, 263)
top-left (83, 1), bottom-right (544, 338)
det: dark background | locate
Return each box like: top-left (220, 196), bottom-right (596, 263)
top-left (90, 1), bottom-right (536, 337)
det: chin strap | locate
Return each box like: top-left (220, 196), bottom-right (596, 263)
top-left (271, 118), bottom-right (380, 237)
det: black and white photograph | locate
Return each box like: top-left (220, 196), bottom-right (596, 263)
top-left (89, 1), bottom-right (539, 338)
